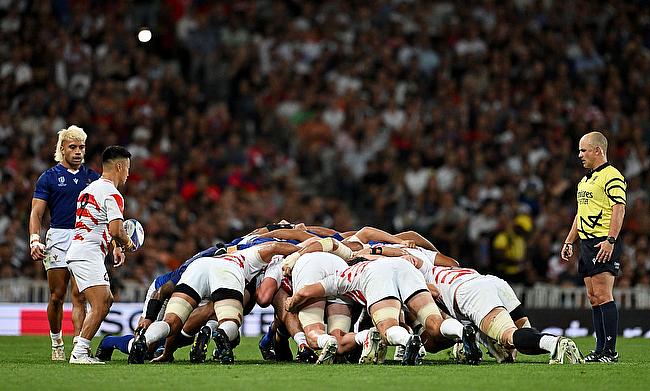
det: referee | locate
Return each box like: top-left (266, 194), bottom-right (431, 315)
top-left (561, 131), bottom-right (626, 363)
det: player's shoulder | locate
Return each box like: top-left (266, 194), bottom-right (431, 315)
top-left (601, 164), bottom-right (625, 181)
top-left (80, 164), bottom-right (101, 179)
top-left (38, 164), bottom-right (63, 179)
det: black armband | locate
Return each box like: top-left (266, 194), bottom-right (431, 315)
top-left (370, 247), bottom-right (383, 255)
top-left (266, 223), bottom-right (294, 231)
top-left (145, 298), bottom-right (163, 321)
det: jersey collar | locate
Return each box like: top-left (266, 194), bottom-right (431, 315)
top-left (586, 162), bottom-right (610, 179)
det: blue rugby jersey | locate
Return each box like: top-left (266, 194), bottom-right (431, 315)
top-left (33, 164), bottom-right (100, 229)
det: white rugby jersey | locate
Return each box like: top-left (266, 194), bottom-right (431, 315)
top-left (68, 178), bottom-right (124, 257)
top-left (296, 252), bottom-right (348, 280)
top-left (319, 257), bottom-right (406, 305)
top-left (217, 246), bottom-right (268, 282)
top-left (422, 265), bottom-right (481, 316)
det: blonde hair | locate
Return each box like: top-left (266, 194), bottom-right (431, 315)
top-left (585, 131), bottom-right (608, 155)
top-left (54, 125), bottom-right (87, 162)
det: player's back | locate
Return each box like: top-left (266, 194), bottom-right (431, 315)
top-left (69, 178), bottom-right (124, 256)
top-left (426, 265), bottom-right (480, 317)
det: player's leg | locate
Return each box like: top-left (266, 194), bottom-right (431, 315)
top-left (587, 272), bottom-right (618, 362)
top-left (70, 283), bottom-right (113, 364)
top-left (479, 307), bottom-right (583, 364)
top-left (135, 292), bottom-right (197, 363)
top-left (211, 291), bottom-right (244, 364)
top-left (46, 268), bottom-right (69, 361)
top-left (405, 291), bottom-right (480, 364)
top-left (187, 303), bottom-right (218, 363)
top-left (325, 302), bottom-right (352, 349)
top-left (71, 282), bottom-right (87, 341)
top-left (299, 300), bottom-right (336, 364)
top-left (271, 288), bottom-right (315, 361)
top-left (369, 299), bottom-right (417, 365)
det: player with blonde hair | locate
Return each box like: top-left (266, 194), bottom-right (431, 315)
top-left (29, 125), bottom-right (99, 361)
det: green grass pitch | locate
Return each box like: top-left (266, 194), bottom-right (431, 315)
top-left (1, 336), bottom-right (649, 390)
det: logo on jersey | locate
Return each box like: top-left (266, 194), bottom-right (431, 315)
top-left (57, 177), bottom-right (66, 187)
top-left (73, 178), bottom-right (79, 184)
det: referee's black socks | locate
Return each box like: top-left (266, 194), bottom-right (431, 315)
top-left (600, 301), bottom-right (618, 353)
top-left (591, 304), bottom-right (605, 352)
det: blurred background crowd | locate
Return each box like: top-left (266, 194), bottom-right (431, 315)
top-left (0, 0), bottom-right (649, 293)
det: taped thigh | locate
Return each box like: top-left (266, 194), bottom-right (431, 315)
top-left (371, 306), bottom-right (400, 325)
top-left (165, 297), bottom-right (194, 323)
top-left (298, 306), bottom-right (325, 328)
top-left (416, 302), bottom-right (441, 325)
top-left (327, 314), bottom-right (351, 333)
top-left (214, 299), bottom-right (243, 324)
top-left (485, 310), bottom-right (517, 343)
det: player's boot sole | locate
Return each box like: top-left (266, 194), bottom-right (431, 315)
top-left (549, 337), bottom-right (584, 364)
top-left (189, 326), bottom-right (210, 363)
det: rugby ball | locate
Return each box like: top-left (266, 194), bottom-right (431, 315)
top-left (124, 218), bottom-right (145, 251)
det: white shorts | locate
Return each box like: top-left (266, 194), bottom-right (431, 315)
top-left (455, 275), bottom-right (522, 325)
top-left (365, 264), bottom-right (428, 307)
top-left (177, 257), bottom-right (245, 301)
top-left (293, 254), bottom-right (348, 305)
top-left (43, 228), bottom-right (73, 270)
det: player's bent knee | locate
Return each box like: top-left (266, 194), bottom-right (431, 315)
top-left (298, 307), bottom-right (325, 328)
top-left (327, 314), bottom-right (351, 333)
top-left (371, 306), bottom-right (400, 325)
top-left (416, 302), bottom-right (441, 326)
top-left (484, 310), bottom-right (517, 346)
top-left (165, 297), bottom-right (194, 324)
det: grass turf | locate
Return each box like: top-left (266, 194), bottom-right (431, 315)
top-left (1, 336), bottom-right (649, 391)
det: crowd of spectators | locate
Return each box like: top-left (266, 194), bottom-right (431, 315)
top-left (0, 0), bottom-right (649, 293)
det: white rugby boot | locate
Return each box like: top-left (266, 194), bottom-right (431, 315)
top-left (359, 327), bottom-right (387, 364)
top-left (316, 338), bottom-right (338, 365)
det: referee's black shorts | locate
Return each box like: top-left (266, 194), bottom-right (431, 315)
top-left (578, 237), bottom-right (622, 278)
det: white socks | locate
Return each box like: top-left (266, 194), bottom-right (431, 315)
top-left (206, 320), bottom-right (219, 334)
top-left (539, 335), bottom-right (559, 355)
top-left (72, 337), bottom-right (91, 356)
top-left (317, 333), bottom-right (336, 349)
top-left (144, 321), bottom-right (171, 346)
top-left (385, 326), bottom-right (411, 346)
top-left (50, 331), bottom-right (63, 347)
top-left (355, 329), bottom-right (370, 345)
top-left (293, 331), bottom-right (307, 347)
top-left (440, 318), bottom-right (465, 339)
top-left (218, 321), bottom-right (239, 341)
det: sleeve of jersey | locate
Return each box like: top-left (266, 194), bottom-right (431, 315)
top-left (263, 256), bottom-right (283, 285)
top-left (105, 193), bottom-right (125, 222)
top-left (604, 173), bottom-right (627, 206)
top-left (318, 275), bottom-right (339, 297)
top-left (33, 173), bottom-right (50, 201)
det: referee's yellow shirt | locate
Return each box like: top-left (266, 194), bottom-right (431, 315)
top-left (576, 162), bottom-right (626, 239)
